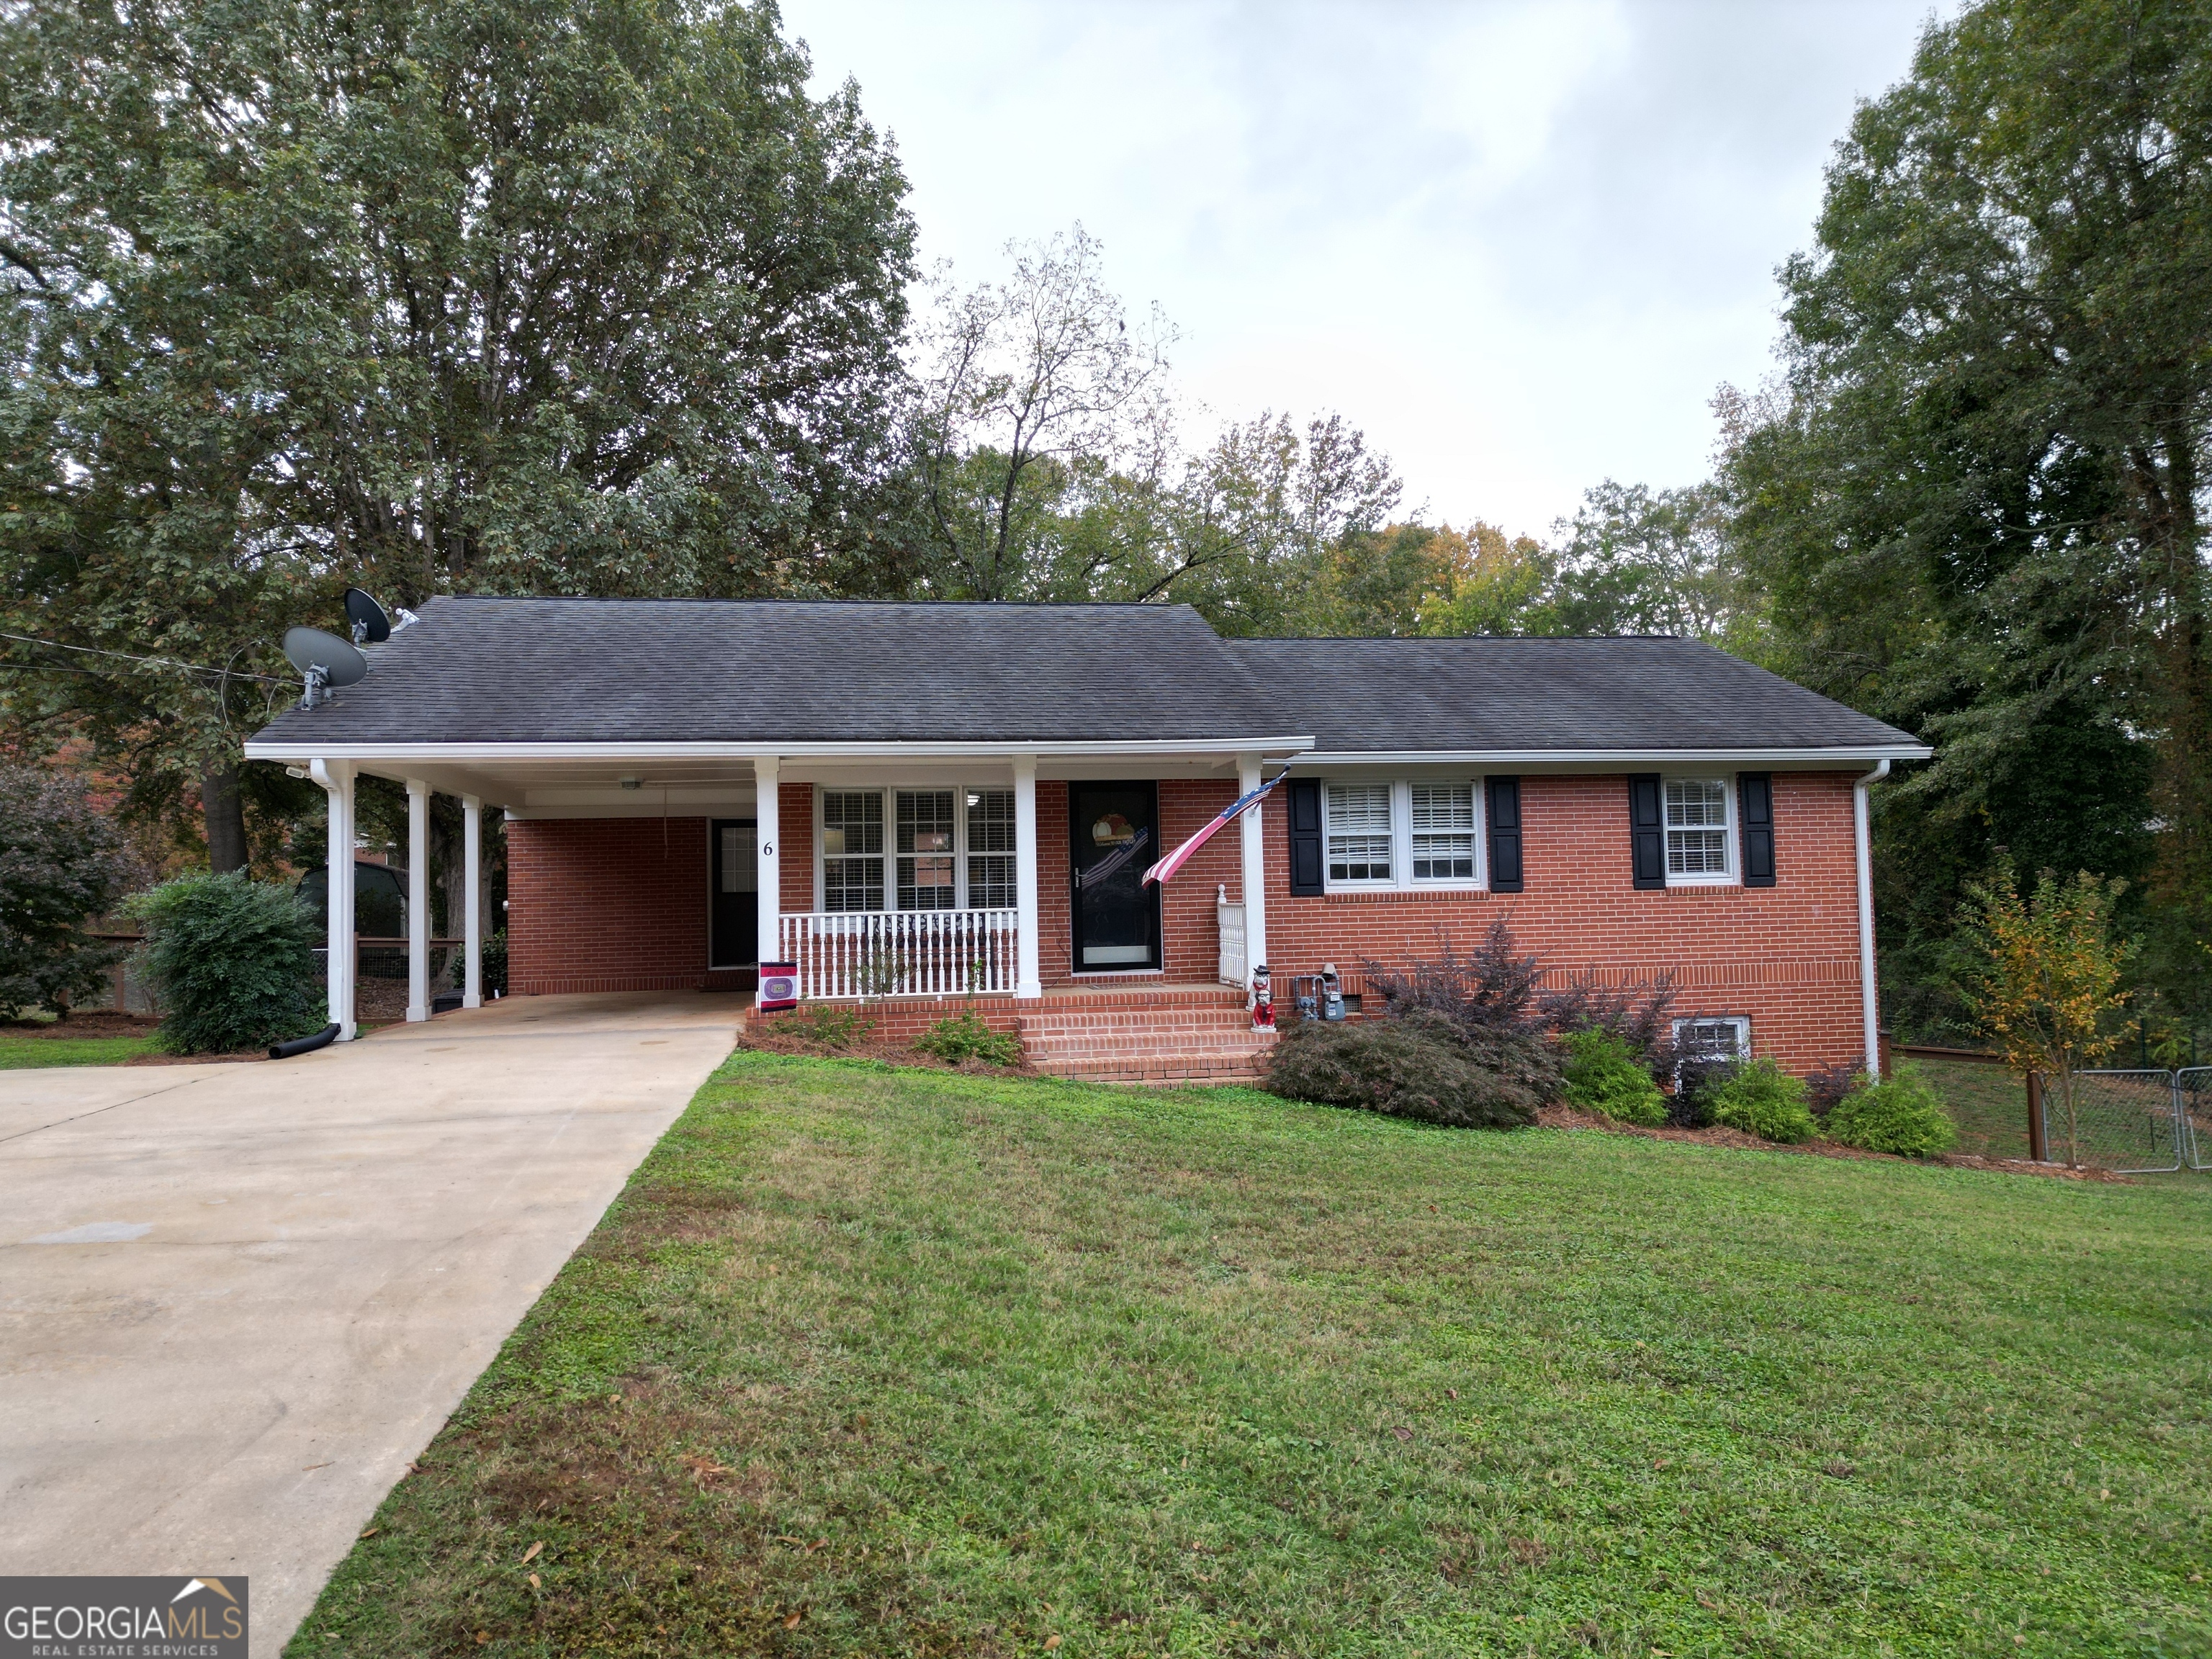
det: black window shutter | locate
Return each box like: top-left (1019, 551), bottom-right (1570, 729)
top-left (1486, 776), bottom-right (1523, 892)
top-left (1287, 778), bottom-right (1324, 896)
top-left (1739, 772), bottom-right (1776, 887)
top-left (1629, 773), bottom-right (1665, 890)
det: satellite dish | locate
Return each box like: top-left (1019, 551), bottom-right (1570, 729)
top-left (282, 626), bottom-right (368, 709)
top-left (343, 587), bottom-right (392, 644)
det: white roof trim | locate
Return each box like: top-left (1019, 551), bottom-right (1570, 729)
top-left (1290, 745), bottom-right (1932, 766)
top-left (240, 736), bottom-right (1319, 763)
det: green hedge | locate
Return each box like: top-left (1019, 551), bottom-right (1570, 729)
top-left (1707, 1057), bottom-right (1817, 1144)
top-left (130, 872), bottom-right (323, 1053)
top-left (1824, 1060), bottom-right (1959, 1157)
top-left (1266, 1010), bottom-right (1552, 1130)
top-left (1561, 1027), bottom-right (1668, 1125)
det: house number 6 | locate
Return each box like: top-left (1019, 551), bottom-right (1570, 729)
top-left (760, 842), bottom-right (772, 858)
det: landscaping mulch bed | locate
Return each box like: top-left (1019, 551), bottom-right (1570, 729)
top-left (1534, 1101), bottom-right (2129, 1180)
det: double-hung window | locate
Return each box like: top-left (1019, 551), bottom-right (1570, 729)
top-left (896, 790), bottom-right (958, 910)
top-left (821, 791), bottom-right (885, 912)
top-left (1410, 783), bottom-right (1478, 880)
top-left (1318, 779), bottom-right (1485, 890)
top-left (819, 786), bottom-right (1020, 912)
top-left (1325, 784), bottom-right (1395, 884)
top-left (1664, 778), bottom-right (1732, 880)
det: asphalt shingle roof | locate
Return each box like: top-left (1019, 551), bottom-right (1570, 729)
top-left (1226, 635), bottom-right (1920, 752)
top-left (246, 597), bottom-right (1922, 754)
top-left (251, 596), bottom-right (1290, 746)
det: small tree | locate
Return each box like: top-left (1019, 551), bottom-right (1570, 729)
top-left (0, 763), bottom-right (133, 1019)
top-left (1959, 858), bottom-right (2134, 1168)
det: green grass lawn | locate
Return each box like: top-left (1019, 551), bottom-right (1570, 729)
top-left (0, 1032), bottom-right (161, 1068)
top-left (297, 1055), bottom-right (2212, 1658)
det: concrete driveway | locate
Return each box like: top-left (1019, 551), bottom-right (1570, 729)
top-left (0, 990), bottom-right (739, 1655)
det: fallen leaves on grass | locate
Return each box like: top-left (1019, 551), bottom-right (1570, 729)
top-left (521, 1541), bottom-right (543, 1563)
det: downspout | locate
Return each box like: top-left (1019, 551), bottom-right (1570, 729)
top-left (1853, 760), bottom-right (1889, 1079)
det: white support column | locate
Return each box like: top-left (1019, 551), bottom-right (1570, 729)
top-left (1013, 753), bottom-right (1043, 998)
top-left (310, 759), bottom-right (356, 1040)
top-left (462, 795), bottom-right (483, 1008)
top-left (755, 756), bottom-right (781, 971)
top-left (406, 777), bottom-right (431, 1022)
top-left (1238, 752), bottom-right (1269, 984)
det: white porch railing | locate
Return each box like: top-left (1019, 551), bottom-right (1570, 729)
top-left (778, 909), bottom-right (1019, 999)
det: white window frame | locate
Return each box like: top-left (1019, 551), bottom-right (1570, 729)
top-left (812, 786), bottom-right (1018, 913)
top-left (1662, 774), bottom-right (1737, 886)
top-left (1320, 778), bottom-right (1488, 895)
top-left (1673, 1015), bottom-right (1751, 1064)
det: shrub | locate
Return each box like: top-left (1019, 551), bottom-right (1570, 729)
top-left (130, 872), bottom-right (322, 1053)
top-left (1561, 1027), bottom-right (1667, 1125)
top-left (774, 1004), bottom-right (876, 1050)
top-left (0, 763), bottom-right (134, 1018)
top-left (1705, 1057), bottom-right (1817, 1143)
top-left (1804, 1058), bottom-right (1863, 1117)
top-left (1265, 1009), bottom-right (1552, 1129)
top-left (914, 1010), bottom-right (1022, 1067)
top-left (1540, 968), bottom-right (1680, 1075)
top-left (1823, 1061), bottom-right (1959, 1157)
top-left (1670, 1058), bottom-right (1734, 1127)
top-left (1364, 921), bottom-right (1676, 1074)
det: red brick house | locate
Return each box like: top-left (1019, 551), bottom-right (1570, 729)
top-left (243, 596), bottom-right (1928, 1081)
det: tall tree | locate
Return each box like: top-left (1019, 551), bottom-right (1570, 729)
top-left (1, 0), bottom-right (916, 857)
top-left (912, 225), bottom-right (1176, 602)
top-left (1722, 0), bottom-right (2212, 1022)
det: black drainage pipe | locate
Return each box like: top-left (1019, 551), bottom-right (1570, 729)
top-left (269, 1022), bottom-right (341, 1061)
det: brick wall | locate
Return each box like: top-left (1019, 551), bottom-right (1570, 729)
top-left (505, 770), bottom-right (1872, 1076)
top-left (506, 816), bottom-right (715, 995)
top-left (1259, 771), bottom-right (1868, 1074)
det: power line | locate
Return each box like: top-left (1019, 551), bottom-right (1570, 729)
top-left (0, 630), bottom-right (290, 685)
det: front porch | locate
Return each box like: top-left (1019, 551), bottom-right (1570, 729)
top-left (255, 745), bottom-right (1295, 1052)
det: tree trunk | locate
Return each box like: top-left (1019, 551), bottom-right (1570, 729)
top-left (201, 763), bottom-right (249, 874)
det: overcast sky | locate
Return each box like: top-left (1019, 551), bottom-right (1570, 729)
top-left (780, 0), bottom-right (1941, 539)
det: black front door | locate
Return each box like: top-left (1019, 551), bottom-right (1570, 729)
top-left (710, 819), bottom-right (758, 968)
top-left (1069, 781), bottom-right (1160, 972)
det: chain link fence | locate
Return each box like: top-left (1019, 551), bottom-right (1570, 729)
top-left (2180, 1067), bottom-right (2212, 1173)
top-left (2046, 1069), bottom-right (2185, 1174)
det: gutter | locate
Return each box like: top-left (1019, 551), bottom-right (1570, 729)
top-left (1289, 745), bottom-right (1933, 768)
top-left (1853, 759), bottom-right (1890, 1078)
top-left (242, 736), bottom-right (1320, 763)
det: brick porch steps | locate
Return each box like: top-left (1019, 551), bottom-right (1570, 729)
top-left (1017, 994), bottom-right (1276, 1084)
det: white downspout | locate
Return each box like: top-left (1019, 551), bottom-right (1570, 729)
top-left (1853, 759), bottom-right (1889, 1079)
top-left (309, 759), bottom-right (356, 1040)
